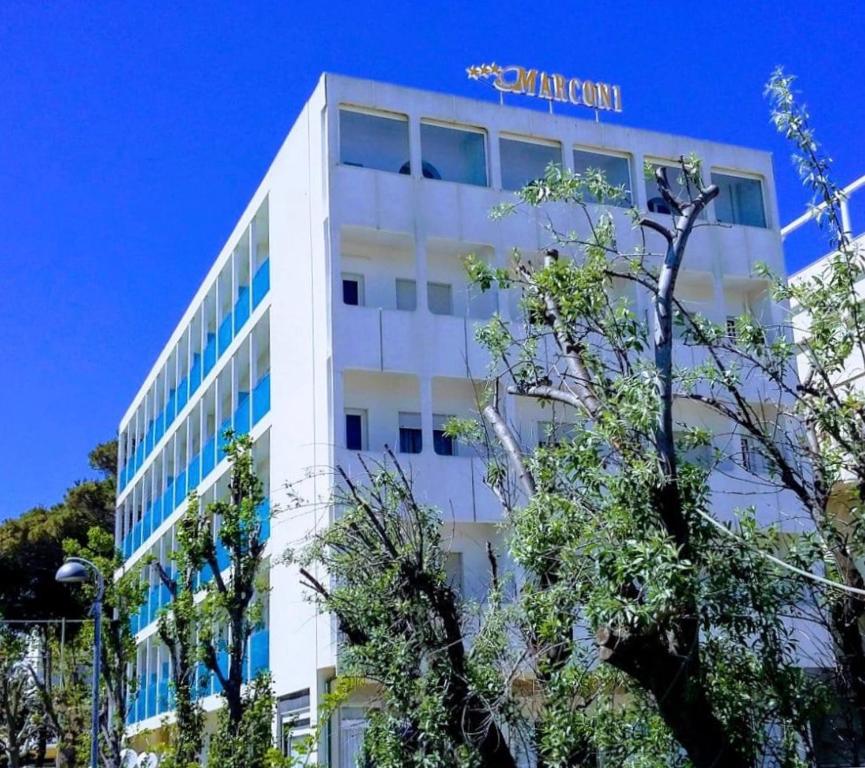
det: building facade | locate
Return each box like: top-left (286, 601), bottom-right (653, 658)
top-left (115, 73), bottom-right (794, 765)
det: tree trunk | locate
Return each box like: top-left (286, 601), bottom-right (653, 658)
top-left (831, 592), bottom-right (865, 741)
top-left (35, 725), bottom-right (47, 767)
top-left (598, 627), bottom-right (747, 768)
top-left (56, 743), bottom-right (77, 768)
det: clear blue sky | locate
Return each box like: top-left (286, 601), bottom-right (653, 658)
top-left (1, 1), bottom-right (863, 519)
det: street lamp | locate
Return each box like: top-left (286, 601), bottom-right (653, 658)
top-left (56, 557), bottom-right (104, 768)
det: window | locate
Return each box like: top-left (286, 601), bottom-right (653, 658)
top-left (344, 410), bottom-right (367, 451)
top-left (341, 274), bottom-right (364, 306)
top-left (499, 136), bottom-right (561, 191)
top-left (420, 121), bottom-right (488, 186)
top-left (428, 282), bottom-right (453, 315)
top-left (278, 689), bottom-right (311, 759)
top-left (433, 414), bottom-right (456, 456)
top-left (398, 412), bottom-right (422, 454)
top-left (339, 108), bottom-right (410, 174)
top-left (740, 436), bottom-right (768, 475)
top-left (646, 163), bottom-right (707, 218)
top-left (711, 172), bottom-right (767, 228)
top-left (726, 316), bottom-right (738, 340)
top-left (395, 278), bottom-right (417, 311)
top-left (444, 552), bottom-right (464, 596)
top-left (572, 149), bottom-right (632, 206)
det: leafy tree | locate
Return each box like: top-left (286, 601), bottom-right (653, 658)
top-left (161, 433), bottom-right (271, 768)
top-left (303, 154), bottom-right (828, 765)
top-left (657, 68), bottom-right (865, 762)
top-left (0, 441), bottom-right (116, 624)
top-left (63, 527), bottom-right (145, 768)
top-left (29, 629), bottom-right (90, 768)
top-left (0, 630), bottom-right (37, 768)
top-left (297, 456), bottom-right (520, 768)
top-left (153, 502), bottom-right (205, 768)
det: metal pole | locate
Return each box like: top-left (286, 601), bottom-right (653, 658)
top-left (90, 573), bottom-right (104, 768)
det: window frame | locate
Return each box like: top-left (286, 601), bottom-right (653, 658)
top-left (427, 282), bottom-right (454, 316)
top-left (341, 273), bottom-right (365, 307)
top-left (499, 133), bottom-right (563, 192)
top-left (419, 119), bottom-right (489, 187)
top-left (572, 145), bottom-right (633, 207)
top-left (344, 408), bottom-right (368, 451)
top-left (395, 278), bottom-right (418, 311)
top-left (710, 169), bottom-right (769, 228)
top-left (338, 105), bottom-right (411, 175)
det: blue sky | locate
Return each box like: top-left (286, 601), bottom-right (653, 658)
top-left (1, 1), bottom-right (863, 518)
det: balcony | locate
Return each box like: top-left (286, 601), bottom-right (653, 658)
top-left (234, 392), bottom-right (251, 435)
top-left (203, 332), bottom-right (217, 377)
top-left (252, 259), bottom-right (270, 308)
top-left (252, 374), bottom-right (270, 425)
top-left (234, 286), bottom-right (250, 334)
top-left (247, 627), bottom-right (269, 680)
top-left (218, 313), bottom-right (233, 356)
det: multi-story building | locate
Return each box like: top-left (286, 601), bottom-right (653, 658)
top-left (115, 72), bottom-right (794, 765)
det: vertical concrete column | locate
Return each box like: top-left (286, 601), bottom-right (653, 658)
top-left (631, 152), bottom-right (649, 212)
top-left (420, 375), bottom-right (434, 458)
top-left (409, 114), bottom-right (423, 180)
top-left (415, 236), bottom-right (429, 312)
top-left (488, 129), bottom-right (502, 190)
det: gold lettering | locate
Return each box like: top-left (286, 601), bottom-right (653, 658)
top-left (612, 85), bottom-right (623, 112)
top-left (568, 78), bottom-right (583, 105)
top-left (538, 72), bottom-right (553, 100)
top-left (582, 80), bottom-right (597, 107)
top-left (597, 82), bottom-right (612, 110)
top-left (494, 66), bottom-right (538, 95)
top-left (552, 74), bottom-right (568, 102)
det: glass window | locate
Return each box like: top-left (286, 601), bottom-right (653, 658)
top-left (428, 283), bottom-right (453, 315)
top-left (345, 410), bottom-right (367, 451)
top-left (339, 108), bottom-right (410, 174)
top-left (341, 274), bottom-right (364, 306)
top-left (711, 172), bottom-right (767, 228)
top-left (398, 412), bottom-right (422, 454)
top-left (433, 413), bottom-right (455, 456)
top-left (646, 163), bottom-right (706, 218)
top-left (420, 122), bottom-right (487, 186)
top-left (500, 137), bottom-right (561, 191)
top-left (573, 149), bottom-right (632, 206)
top-left (395, 279), bottom-right (417, 311)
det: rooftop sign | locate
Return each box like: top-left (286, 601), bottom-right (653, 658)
top-left (466, 63), bottom-right (622, 114)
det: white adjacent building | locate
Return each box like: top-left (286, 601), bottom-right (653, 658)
top-left (115, 72), bottom-right (795, 764)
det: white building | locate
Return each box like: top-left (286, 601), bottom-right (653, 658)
top-left (115, 72), bottom-right (794, 764)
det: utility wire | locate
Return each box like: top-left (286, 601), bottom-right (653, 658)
top-left (697, 509), bottom-right (865, 598)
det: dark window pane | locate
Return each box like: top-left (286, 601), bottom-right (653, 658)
top-left (342, 279), bottom-right (359, 306)
top-left (346, 414), bottom-right (363, 450)
top-left (434, 430), bottom-right (454, 456)
top-left (399, 428), bottom-right (422, 454)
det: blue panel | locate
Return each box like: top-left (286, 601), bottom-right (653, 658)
top-left (153, 496), bottom-right (163, 529)
top-left (162, 486), bottom-right (173, 519)
top-left (189, 353), bottom-right (202, 395)
top-left (257, 498), bottom-right (270, 542)
top-left (217, 418), bottom-right (232, 462)
top-left (203, 333), bottom-right (216, 377)
top-left (143, 503), bottom-right (153, 541)
top-left (176, 377), bottom-right (188, 414)
top-left (145, 422), bottom-right (154, 455)
top-left (165, 390), bottom-right (176, 428)
top-left (174, 469), bottom-right (187, 509)
top-left (218, 313), bottom-right (233, 356)
top-left (187, 453), bottom-right (201, 490)
top-left (147, 675), bottom-right (157, 718)
top-left (216, 537), bottom-right (230, 572)
top-left (135, 442), bottom-right (144, 469)
top-left (249, 628), bottom-right (269, 678)
top-left (154, 411), bottom-right (164, 443)
top-left (234, 285), bottom-right (250, 333)
top-left (202, 436), bottom-right (216, 478)
top-left (253, 373), bottom-right (270, 425)
top-left (252, 260), bottom-right (270, 308)
top-left (234, 391), bottom-right (250, 436)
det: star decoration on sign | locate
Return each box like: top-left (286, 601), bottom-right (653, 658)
top-left (466, 63), bottom-right (502, 81)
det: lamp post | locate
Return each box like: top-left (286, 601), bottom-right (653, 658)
top-left (56, 557), bottom-right (104, 768)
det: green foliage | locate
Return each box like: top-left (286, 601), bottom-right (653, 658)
top-left (207, 675), bottom-right (274, 768)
